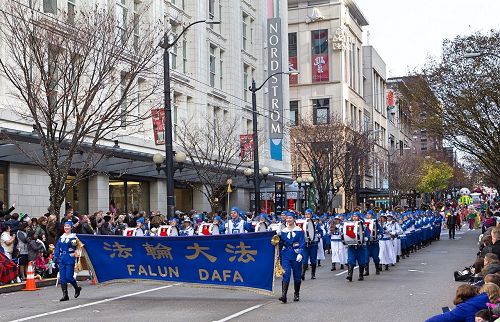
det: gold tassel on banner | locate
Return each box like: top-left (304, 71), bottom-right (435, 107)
top-left (73, 238), bottom-right (85, 273)
top-left (271, 235), bottom-right (284, 277)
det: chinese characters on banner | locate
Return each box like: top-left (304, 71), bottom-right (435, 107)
top-left (151, 108), bottom-right (165, 145)
top-left (240, 134), bottom-right (254, 161)
top-left (312, 53), bottom-right (329, 82)
top-left (311, 29), bottom-right (329, 83)
top-left (77, 232), bottom-right (276, 292)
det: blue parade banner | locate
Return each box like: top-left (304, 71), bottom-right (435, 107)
top-left (77, 231), bottom-right (276, 293)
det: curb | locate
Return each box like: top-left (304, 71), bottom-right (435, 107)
top-left (0, 276), bottom-right (90, 294)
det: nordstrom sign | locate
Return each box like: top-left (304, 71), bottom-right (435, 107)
top-left (267, 18), bottom-right (283, 140)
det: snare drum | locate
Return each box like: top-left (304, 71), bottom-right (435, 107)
top-left (123, 228), bottom-right (137, 236)
top-left (300, 218), bottom-right (316, 243)
top-left (158, 225), bottom-right (179, 237)
top-left (197, 223), bottom-right (219, 235)
top-left (342, 221), bottom-right (364, 245)
top-left (254, 221), bottom-right (268, 232)
top-left (364, 219), bottom-right (377, 241)
top-left (269, 222), bottom-right (285, 233)
top-left (295, 219), bottom-right (305, 230)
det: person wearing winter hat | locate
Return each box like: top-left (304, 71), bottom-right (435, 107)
top-left (53, 221), bottom-right (82, 301)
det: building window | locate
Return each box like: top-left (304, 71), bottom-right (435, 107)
top-left (172, 0), bottom-right (185, 10)
top-left (242, 12), bottom-right (248, 51)
top-left (363, 111), bottom-right (370, 131)
top-left (170, 22), bottom-right (179, 70)
top-left (421, 142), bottom-right (428, 151)
top-left (116, 0), bottom-right (127, 46)
top-left (120, 72), bottom-right (128, 128)
top-left (219, 50), bottom-right (224, 89)
top-left (182, 39), bottom-right (187, 74)
top-left (209, 44), bottom-right (216, 87)
top-left (43, 0), bottom-right (57, 13)
top-left (290, 101), bottom-right (299, 126)
top-left (288, 32), bottom-right (298, 85)
top-left (311, 29), bottom-right (329, 82)
top-left (243, 64), bottom-right (249, 102)
top-left (67, 0), bottom-right (76, 24)
top-left (313, 99), bottom-right (329, 125)
top-left (133, 1), bottom-right (139, 52)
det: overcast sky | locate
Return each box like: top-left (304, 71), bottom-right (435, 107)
top-left (355, 0), bottom-right (500, 77)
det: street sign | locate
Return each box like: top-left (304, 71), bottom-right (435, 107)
top-left (274, 181), bottom-right (285, 215)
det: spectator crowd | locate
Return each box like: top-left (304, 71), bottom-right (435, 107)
top-left (426, 204), bottom-right (500, 322)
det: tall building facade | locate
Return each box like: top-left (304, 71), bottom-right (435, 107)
top-left (361, 45), bottom-right (389, 207)
top-left (288, 0), bottom-right (395, 210)
top-left (0, 0), bottom-right (291, 216)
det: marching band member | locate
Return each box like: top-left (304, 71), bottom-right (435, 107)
top-left (212, 216), bottom-right (222, 235)
top-left (224, 207), bottom-right (249, 234)
top-left (330, 216), bottom-right (346, 271)
top-left (378, 213), bottom-right (396, 271)
top-left (53, 221), bottom-right (82, 301)
top-left (342, 212), bottom-right (369, 282)
top-left (314, 215), bottom-right (326, 267)
top-left (301, 209), bottom-right (319, 280)
top-left (364, 210), bottom-right (382, 276)
top-left (278, 211), bottom-right (304, 303)
top-left (387, 213), bottom-right (403, 263)
top-left (180, 217), bottom-right (195, 236)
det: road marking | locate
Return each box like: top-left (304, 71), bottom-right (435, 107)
top-left (9, 283), bottom-right (181, 322)
top-left (212, 304), bottom-right (263, 322)
top-left (408, 269), bottom-right (425, 273)
top-left (335, 266), bottom-right (358, 276)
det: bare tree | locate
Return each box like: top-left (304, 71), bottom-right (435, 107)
top-left (291, 116), bottom-right (350, 212)
top-left (337, 128), bottom-right (373, 210)
top-left (0, 1), bottom-right (161, 218)
top-left (176, 117), bottom-right (245, 212)
top-left (400, 30), bottom-right (500, 192)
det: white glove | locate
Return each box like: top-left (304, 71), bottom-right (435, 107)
top-left (296, 254), bottom-right (303, 262)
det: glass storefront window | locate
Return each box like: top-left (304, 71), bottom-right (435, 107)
top-left (65, 176), bottom-right (88, 214)
top-left (0, 165), bottom-right (7, 205)
top-left (109, 180), bottom-right (150, 214)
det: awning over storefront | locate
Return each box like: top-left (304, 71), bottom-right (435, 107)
top-left (0, 128), bottom-right (291, 188)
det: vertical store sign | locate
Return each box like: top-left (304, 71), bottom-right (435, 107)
top-left (274, 181), bottom-right (285, 215)
top-left (268, 0), bottom-right (283, 160)
top-left (151, 108), bottom-right (165, 145)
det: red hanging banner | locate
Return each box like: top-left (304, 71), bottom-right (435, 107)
top-left (151, 108), bottom-right (165, 145)
top-left (240, 134), bottom-right (254, 161)
top-left (312, 53), bottom-right (329, 82)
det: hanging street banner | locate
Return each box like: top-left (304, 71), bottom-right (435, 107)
top-left (240, 134), bottom-right (254, 161)
top-left (78, 231), bottom-right (276, 293)
top-left (151, 108), bottom-right (165, 145)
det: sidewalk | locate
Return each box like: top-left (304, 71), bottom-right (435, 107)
top-left (0, 270), bottom-right (91, 294)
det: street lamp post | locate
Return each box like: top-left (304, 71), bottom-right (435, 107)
top-left (297, 176), bottom-right (314, 211)
top-left (244, 166), bottom-right (270, 213)
top-left (159, 19), bottom-right (219, 217)
top-left (248, 70), bottom-right (299, 214)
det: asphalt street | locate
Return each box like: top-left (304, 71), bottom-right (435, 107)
top-left (0, 227), bottom-right (480, 322)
